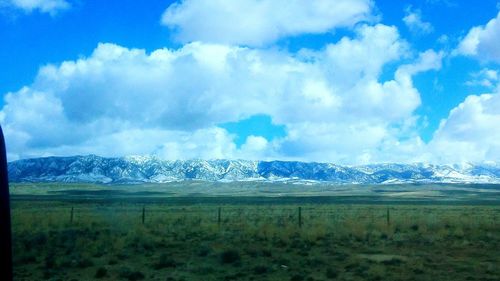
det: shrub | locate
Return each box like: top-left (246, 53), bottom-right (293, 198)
top-left (334, 252), bottom-right (348, 262)
top-left (253, 265), bottom-right (269, 274)
top-left (153, 253), bottom-right (177, 269)
top-left (75, 256), bottom-right (94, 268)
top-left (42, 269), bottom-right (54, 280)
top-left (290, 274), bottom-right (305, 281)
top-left (116, 251), bottom-right (129, 260)
top-left (381, 258), bottom-right (404, 266)
top-left (220, 249), bottom-right (241, 264)
top-left (325, 268), bottom-right (338, 279)
top-left (245, 248), bottom-right (258, 257)
top-left (16, 252), bottom-right (37, 264)
top-left (44, 252), bottom-right (56, 269)
top-left (94, 267), bottom-right (107, 278)
top-left (197, 245), bottom-right (211, 257)
top-left (261, 249), bottom-right (272, 257)
top-left (118, 267), bottom-right (145, 281)
top-left (192, 266), bottom-right (215, 274)
top-left (25, 232), bottom-right (47, 250)
top-left (223, 273), bottom-right (244, 280)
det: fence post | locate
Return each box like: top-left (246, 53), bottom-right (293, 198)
top-left (142, 206), bottom-right (145, 225)
top-left (70, 206), bottom-right (74, 224)
top-left (386, 208), bottom-right (390, 226)
top-left (298, 207), bottom-right (302, 228)
top-left (218, 207), bottom-right (221, 227)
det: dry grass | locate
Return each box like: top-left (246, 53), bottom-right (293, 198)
top-left (11, 201), bottom-right (500, 281)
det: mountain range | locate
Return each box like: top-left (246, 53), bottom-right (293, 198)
top-left (7, 155), bottom-right (500, 184)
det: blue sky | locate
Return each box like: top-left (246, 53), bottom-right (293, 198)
top-left (1, 0), bottom-right (499, 164)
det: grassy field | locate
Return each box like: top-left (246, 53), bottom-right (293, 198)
top-left (11, 191), bottom-right (500, 281)
top-left (10, 182), bottom-right (500, 204)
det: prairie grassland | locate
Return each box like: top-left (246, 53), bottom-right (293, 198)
top-left (11, 200), bottom-right (500, 281)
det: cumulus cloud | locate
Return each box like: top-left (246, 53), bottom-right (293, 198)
top-left (239, 135), bottom-right (276, 160)
top-left (429, 89), bottom-right (500, 163)
top-left (397, 49), bottom-right (444, 77)
top-left (456, 11), bottom-right (500, 62)
top-left (1, 23), bottom-right (450, 164)
top-left (0, 0), bottom-right (70, 15)
top-left (161, 0), bottom-right (374, 46)
top-left (403, 7), bottom-right (434, 35)
top-left (35, 128), bottom-right (239, 161)
top-left (1, 0), bottom-right (496, 165)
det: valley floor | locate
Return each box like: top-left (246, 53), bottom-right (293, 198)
top-left (10, 185), bottom-right (500, 281)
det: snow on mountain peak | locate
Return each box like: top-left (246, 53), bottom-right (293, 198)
top-left (7, 155), bottom-right (500, 184)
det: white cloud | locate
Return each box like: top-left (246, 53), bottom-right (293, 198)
top-left (161, 0), bottom-right (374, 46)
top-left (275, 118), bottom-right (431, 164)
top-left (456, 11), bottom-right (500, 62)
top-left (429, 89), bottom-right (500, 163)
top-left (239, 136), bottom-right (274, 160)
top-left (47, 128), bottom-right (238, 161)
top-left (396, 49), bottom-right (443, 76)
top-left (465, 68), bottom-right (498, 88)
top-left (0, 1), bottom-right (496, 165)
top-left (0, 0), bottom-right (70, 15)
top-left (437, 34), bottom-right (449, 44)
top-left (1, 24), bottom-right (448, 164)
top-left (403, 7), bottom-right (434, 35)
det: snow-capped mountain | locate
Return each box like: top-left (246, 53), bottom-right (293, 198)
top-left (7, 155), bottom-right (500, 184)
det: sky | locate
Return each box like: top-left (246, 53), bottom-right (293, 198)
top-left (0, 0), bottom-right (500, 164)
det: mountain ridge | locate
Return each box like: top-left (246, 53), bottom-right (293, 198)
top-left (7, 155), bottom-right (500, 184)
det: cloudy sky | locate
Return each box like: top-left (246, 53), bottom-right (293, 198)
top-left (0, 0), bottom-right (499, 164)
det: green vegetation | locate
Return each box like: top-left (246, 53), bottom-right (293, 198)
top-left (11, 196), bottom-right (500, 281)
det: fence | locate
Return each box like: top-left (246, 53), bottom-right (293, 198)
top-left (24, 204), bottom-right (495, 231)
